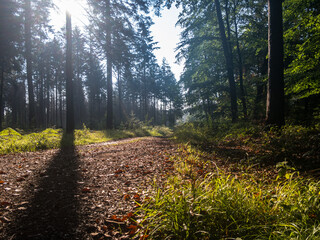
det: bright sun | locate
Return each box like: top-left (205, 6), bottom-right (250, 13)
top-left (51, 0), bottom-right (88, 29)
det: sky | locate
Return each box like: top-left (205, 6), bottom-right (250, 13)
top-left (50, 0), bottom-right (184, 80)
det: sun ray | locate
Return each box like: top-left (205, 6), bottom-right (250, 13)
top-left (51, 0), bottom-right (88, 29)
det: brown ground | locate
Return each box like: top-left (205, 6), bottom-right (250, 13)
top-left (0, 137), bottom-right (178, 240)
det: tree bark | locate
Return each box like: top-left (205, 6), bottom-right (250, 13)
top-left (25, 0), bottom-right (36, 128)
top-left (234, 9), bottom-right (247, 119)
top-left (66, 11), bottom-right (74, 134)
top-left (117, 67), bottom-right (123, 123)
top-left (266, 0), bottom-right (285, 127)
top-left (106, 0), bottom-right (113, 129)
top-left (214, 0), bottom-right (238, 122)
top-left (0, 65), bottom-right (4, 130)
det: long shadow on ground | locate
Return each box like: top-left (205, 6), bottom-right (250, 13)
top-left (6, 133), bottom-right (82, 240)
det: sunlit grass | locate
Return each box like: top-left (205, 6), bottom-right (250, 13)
top-left (138, 145), bottom-right (320, 240)
top-left (0, 125), bottom-right (172, 155)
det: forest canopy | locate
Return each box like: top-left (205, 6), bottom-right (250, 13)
top-left (0, 0), bottom-right (319, 131)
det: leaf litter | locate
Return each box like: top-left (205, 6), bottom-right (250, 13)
top-left (0, 137), bottom-right (178, 239)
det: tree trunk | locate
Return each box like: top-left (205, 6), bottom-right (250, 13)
top-left (0, 65), bottom-right (4, 130)
top-left (117, 67), bottom-right (123, 123)
top-left (234, 10), bottom-right (247, 119)
top-left (266, 0), bottom-right (285, 127)
top-left (46, 68), bottom-right (50, 128)
top-left (25, 0), bottom-right (36, 128)
top-left (106, 0), bottom-right (113, 129)
top-left (214, 0), bottom-right (238, 122)
top-left (39, 67), bottom-right (45, 127)
top-left (66, 11), bottom-right (74, 134)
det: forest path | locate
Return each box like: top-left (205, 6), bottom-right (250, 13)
top-left (0, 137), bottom-right (178, 240)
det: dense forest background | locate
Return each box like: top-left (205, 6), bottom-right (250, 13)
top-left (0, 0), bottom-right (319, 131)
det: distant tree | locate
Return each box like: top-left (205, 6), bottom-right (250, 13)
top-left (24, 0), bottom-right (36, 128)
top-left (0, 0), bottom-right (21, 130)
top-left (87, 0), bottom-right (151, 129)
top-left (73, 27), bottom-right (87, 128)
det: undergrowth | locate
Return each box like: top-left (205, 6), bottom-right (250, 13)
top-left (0, 125), bottom-right (172, 155)
top-left (174, 122), bottom-right (320, 170)
top-left (138, 145), bottom-right (320, 240)
top-left (136, 122), bottom-right (320, 239)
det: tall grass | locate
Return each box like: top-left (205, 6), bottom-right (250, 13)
top-left (138, 145), bottom-right (320, 239)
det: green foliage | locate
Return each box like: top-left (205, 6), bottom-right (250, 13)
top-left (174, 122), bottom-right (210, 145)
top-left (284, 0), bottom-right (320, 99)
top-left (0, 125), bottom-right (172, 155)
top-left (174, 122), bottom-right (320, 168)
top-left (139, 145), bottom-right (320, 239)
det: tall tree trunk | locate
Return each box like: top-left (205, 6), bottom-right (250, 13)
top-left (0, 65), bottom-right (4, 130)
top-left (143, 63), bottom-right (147, 119)
top-left (117, 67), bottom-right (123, 123)
top-left (234, 10), bottom-right (247, 119)
top-left (153, 95), bottom-right (156, 125)
top-left (214, 0), bottom-right (238, 122)
top-left (46, 68), bottom-right (50, 128)
top-left (106, 0), bottom-right (113, 129)
top-left (25, 0), bottom-right (36, 128)
top-left (66, 11), bottom-right (74, 134)
top-left (266, 0), bottom-right (285, 127)
top-left (55, 73), bottom-right (58, 127)
top-left (39, 68), bottom-right (45, 127)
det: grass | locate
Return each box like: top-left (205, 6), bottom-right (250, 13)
top-left (174, 122), bottom-right (320, 170)
top-left (136, 122), bottom-right (320, 239)
top-left (0, 125), bottom-right (172, 155)
top-left (137, 144), bottom-right (320, 240)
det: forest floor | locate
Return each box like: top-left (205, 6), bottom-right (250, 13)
top-left (0, 137), bottom-right (178, 240)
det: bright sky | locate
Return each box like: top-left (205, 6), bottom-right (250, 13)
top-left (150, 7), bottom-right (184, 80)
top-left (50, 0), bottom-right (183, 80)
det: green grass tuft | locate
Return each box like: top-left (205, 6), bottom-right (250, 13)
top-left (138, 145), bottom-right (320, 240)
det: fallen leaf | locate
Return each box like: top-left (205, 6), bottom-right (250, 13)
top-left (82, 187), bottom-right (91, 193)
top-left (16, 177), bottom-right (25, 182)
top-left (140, 235), bottom-right (149, 240)
top-left (0, 216), bottom-right (11, 223)
top-left (115, 169), bottom-right (123, 174)
top-left (128, 224), bottom-right (137, 235)
top-left (124, 194), bottom-right (130, 201)
top-left (0, 201), bottom-right (11, 206)
top-left (133, 194), bottom-right (140, 201)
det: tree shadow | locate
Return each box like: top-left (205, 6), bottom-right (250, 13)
top-left (7, 132), bottom-right (81, 239)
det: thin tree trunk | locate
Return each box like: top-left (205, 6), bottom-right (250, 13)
top-left (66, 11), bottom-right (74, 133)
top-left (55, 73), bottom-right (58, 127)
top-left (0, 65), bottom-right (4, 130)
top-left (266, 0), bottom-right (285, 127)
top-left (234, 10), bottom-right (247, 119)
top-left (117, 67), bottom-right (123, 123)
top-left (143, 63), bottom-right (147, 118)
top-left (46, 68), bottom-right (50, 128)
top-left (215, 0), bottom-right (238, 122)
top-left (39, 67), bottom-right (44, 127)
top-left (153, 95), bottom-right (156, 125)
top-left (106, 0), bottom-right (113, 129)
top-left (25, 0), bottom-right (36, 128)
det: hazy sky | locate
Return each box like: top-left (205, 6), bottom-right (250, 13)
top-left (150, 6), bottom-right (184, 80)
top-left (50, 0), bottom-right (183, 80)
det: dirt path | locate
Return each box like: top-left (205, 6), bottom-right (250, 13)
top-left (0, 137), bottom-right (178, 240)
